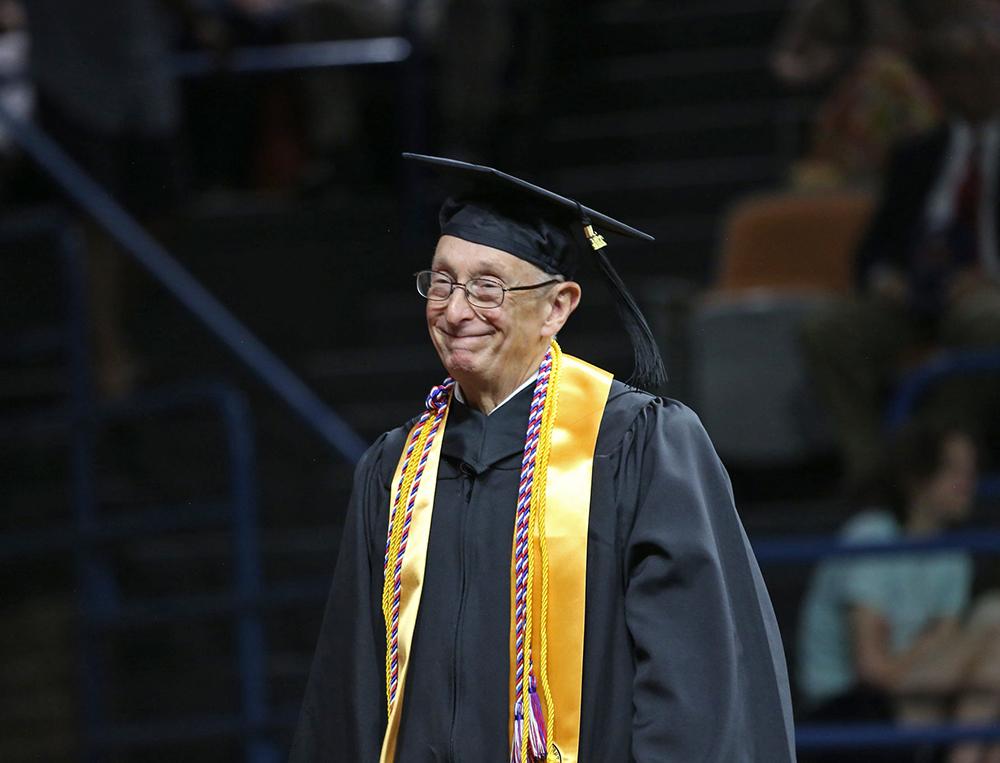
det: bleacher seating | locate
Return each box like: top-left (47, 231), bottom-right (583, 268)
top-left (689, 190), bottom-right (874, 466)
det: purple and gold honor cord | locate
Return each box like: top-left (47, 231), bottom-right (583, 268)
top-left (512, 343), bottom-right (560, 763)
top-left (381, 378), bottom-right (454, 710)
top-left (381, 341), bottom-right (562, 762)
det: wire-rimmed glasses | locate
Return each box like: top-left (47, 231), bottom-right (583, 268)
top-left (415, 270), bottom-right (559, 309)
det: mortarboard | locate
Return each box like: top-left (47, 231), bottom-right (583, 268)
top-left (403, 152), bottom-right (667, 392)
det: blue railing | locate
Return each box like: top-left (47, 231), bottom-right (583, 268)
top-left (755, 529), bottom-right (1000, 564)
top-left (885, 348), bottom-right (1000, 499)
top-left (172, 37), bottom-right (412, 77)
top-left (754, 529), bottom-right (1000, 752)
top-left (0, 213), bottom-right (277, 762)
top-left (0, 35), bottom-right (420, 762)
top-left (0, 34), bottom-right (429, 464)
top-left (797, 721), bottom-right (1000, 751)
top-left (885, 348), bottom-right (1000, 431)
top-left (0, 104), bottom-right (367, 464)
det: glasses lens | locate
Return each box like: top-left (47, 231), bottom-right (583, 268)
top-left (467, 278), bottom-right (505, 308)
top-left (418, 271), bottom-right (453, 300)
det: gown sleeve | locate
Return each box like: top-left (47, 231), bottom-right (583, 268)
top-left (619, 400), bottom-right (797, 762)
top-left (289, 433), bottom-right (392, 762)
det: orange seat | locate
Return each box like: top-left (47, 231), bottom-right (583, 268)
top-left (714, 190), bottom-right (875, 296)
top-left (690, 189), bottom-right (875, 464)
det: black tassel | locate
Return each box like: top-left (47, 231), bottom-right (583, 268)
top-left (593, 246), bottom-right (667, 392)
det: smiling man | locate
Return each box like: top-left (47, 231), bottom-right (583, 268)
top-left (291, 155), bottom-right (796, 762)
top-left (423, 235), bottom-right (574, 413)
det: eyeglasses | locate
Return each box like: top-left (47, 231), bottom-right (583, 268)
top-left (415, 269), bottom-right (560, 309)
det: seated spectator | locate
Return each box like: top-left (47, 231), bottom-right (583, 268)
top-left (771, 0), bottom-right (942, 188)
top-left (800, 19), bottom-right (1000, 486)
top-left (798, 423), bottom-right (1000, 763)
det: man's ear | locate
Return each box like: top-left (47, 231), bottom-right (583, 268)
top-left (541, 281), bottom-right (582, 338)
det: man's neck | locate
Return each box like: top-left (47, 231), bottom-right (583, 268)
top-left (455, 374), bottom-right (536, 416)
top-left (456, 347), bottom-right (549, 415)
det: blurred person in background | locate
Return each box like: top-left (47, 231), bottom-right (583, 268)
top-left (281, 0), bottom-right (437, 190)
top-left (0, 0), bottom-right (31, 201)
top-left (800, 19), bottom-right (1000, 487)
top-left (20, 0), bottom-right (227, 397)
top-left (798, 423), bottom-right (1000, 763)
top-left (284, 0), bottom-right (528, 185)
top-left (771, 0), bottom-right (942, 188)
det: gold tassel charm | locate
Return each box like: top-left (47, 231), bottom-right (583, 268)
top-left (583, 224), bottom-right (607, 251)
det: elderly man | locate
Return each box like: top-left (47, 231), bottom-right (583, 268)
top-left (291, 155), bottom-right (796, 762)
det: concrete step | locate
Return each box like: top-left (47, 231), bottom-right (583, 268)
top-left (549, 0), bottom-right (786, 61)
top-left (544, 46), bottom-right (779, 116)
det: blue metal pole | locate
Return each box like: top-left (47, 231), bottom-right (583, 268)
top-left (753, 529), bottom-right (1000, 565)
top-left (172, 38), bottom-right (411, 77)
top-left (0, 103), bottom-right (367, 464)
top-left (797, 720), bottom-right (1000, 749)
top-left (885, 349), bottom-right (1000, 430)
top-left (60, 222), bottom-right (113, 763)
top-left (217, 387), bottom-right (278, 763)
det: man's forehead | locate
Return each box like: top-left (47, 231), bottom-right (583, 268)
top-left (431, 235), bottom-right (538, 276)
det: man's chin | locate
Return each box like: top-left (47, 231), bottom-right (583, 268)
top-left (441, 347), bottom-right (484, 378)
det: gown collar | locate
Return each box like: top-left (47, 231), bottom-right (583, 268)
top-left (441, 382), bottom-right (534, 474)
top-left (452, 373), bottom-right (537, 414)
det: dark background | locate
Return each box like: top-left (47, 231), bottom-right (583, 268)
top-left (2, 1), bottom-right (996, 761)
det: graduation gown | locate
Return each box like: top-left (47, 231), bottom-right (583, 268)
top-left (291, 380), bottom-right (796, 762)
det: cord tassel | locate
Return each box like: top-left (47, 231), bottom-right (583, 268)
top-left (510, 705), bottom-right (524, 763)
top-left (509, 681), bottom-right (547, 763)
top-left (527, 674), bottom-right (547, 758)
top-left (382, 379), bottom-right (454, 712)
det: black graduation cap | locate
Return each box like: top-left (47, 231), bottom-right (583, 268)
top-left (403, 152), bottom-right (666, 392)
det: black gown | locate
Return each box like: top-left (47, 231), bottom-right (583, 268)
top-left (291, 380), bottom-right (797, 762)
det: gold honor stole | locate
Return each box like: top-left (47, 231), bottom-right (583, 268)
top-left (379, 353), bottom-right (613, 763)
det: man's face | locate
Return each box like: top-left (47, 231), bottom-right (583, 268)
top-left (426, 235), bottom-right (554, 386)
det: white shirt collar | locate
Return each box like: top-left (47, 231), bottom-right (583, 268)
top-left (924, 119), bottom-right (1000, 276)
top-left (453, 374), bottom-right (537, 416)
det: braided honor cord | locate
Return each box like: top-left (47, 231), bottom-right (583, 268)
top-left (382, 378), bottom-right (454, 711)
top-left (512, 341), bottom-right (561, 763)
top-left (379, 340), bottom-right (563, 762)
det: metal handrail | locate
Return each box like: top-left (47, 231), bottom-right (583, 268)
top-left (886, 347), bottom-right (1000, 430)
top-left (172, 38), bottom-right (411, 77)
top-left (754, 528), bottom-right (1000, 565)
top-left (883, 347), bottom-right (1000, 500)
top-left (796, 721), bottom-right (1000, 750)
top-left (0, 214), bottom-right (271, 761)
top-left (753, 527), bottom-right (1000, 750)
top-left (0, 38), bottom-right (413, 86)
top-left (0, 103), bottom-right (367, 464)
top-left (0, 35), bottom-right (420, 464)
top-left (0, 35), bottom-right (424, 761)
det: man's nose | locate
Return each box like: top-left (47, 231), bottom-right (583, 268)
top-left (443, 286), bottom-right (475, 321)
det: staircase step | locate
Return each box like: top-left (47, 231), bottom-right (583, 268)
top-left (588, 0), bottom-right (786, 25)
top-left (0, 326), bottom-right (66, 363)
top-left (546, 97), bottom-right (801, 144)
top-left (546, 154), bottom-right (780, 196)
top-left (548, 0), bottom-right (786, 61)
top-left (86, 580), bottom-right (330, 631)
